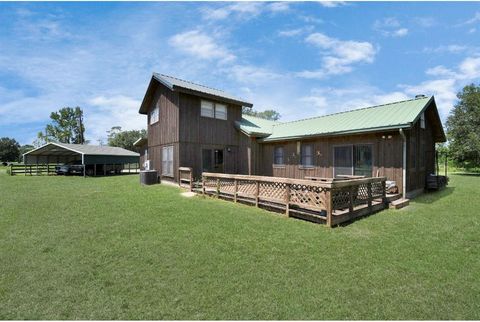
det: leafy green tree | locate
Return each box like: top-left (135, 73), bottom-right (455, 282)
top-left (0, 137), bottom-right (20, 162)
top-left (446, 84), bottom-right (480, 168)
top-left (37, 107), bottom-right (85, 145)
top-left (107, 126), bottom-right (146, 152)
top-left (242, 107), bottom-right (281, 121)
top-left (18, 144), bottom-right (34, 162)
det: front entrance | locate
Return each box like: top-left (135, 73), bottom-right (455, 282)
top-left (202, 148), bottom-right (224, 173)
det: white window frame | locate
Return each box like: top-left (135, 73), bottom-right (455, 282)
top-left (201, 100), bottom-right (214, 118)
top-left (215, 103), bottom-right (228, 120)
top-left (200, 100), bottom-right (228, 120)
top-left (149, 105), bottom-right (159, 125)
top-left (162, 145), bottom-right (174, 177)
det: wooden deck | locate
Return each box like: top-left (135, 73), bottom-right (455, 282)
top-left (201, 173), bottom-right (388, 227)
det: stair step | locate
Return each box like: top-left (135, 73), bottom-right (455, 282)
top-left (386, 193), bottom-right (402, 203)
top-left (390, 198), bottom-right (410, 209)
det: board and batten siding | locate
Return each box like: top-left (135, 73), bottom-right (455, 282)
top-left (146, 83), bottom-right (180, 181)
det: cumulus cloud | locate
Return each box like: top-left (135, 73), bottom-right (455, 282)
top-left (200, 2), bottom-right (290, 21)
top-left (169, 30), bottom-right (236, 64)
top-left (318, 1), bottom-right (347, 8)
top-left (423, 44), bottom-right (468, 54)
top-left (297, 32), bottom-right (377, 78)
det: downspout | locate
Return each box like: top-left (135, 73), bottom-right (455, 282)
top-left (399, 129), bottom-right (407, 199)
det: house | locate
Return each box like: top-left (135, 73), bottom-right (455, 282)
top-left (137, 73), bottom-right (446, 199)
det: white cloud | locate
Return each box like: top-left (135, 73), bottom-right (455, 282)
top-left (463, 11), bottom-right (480, 25)
top-left (426, 65), bottom-right (457, 78)
top-left (268, 2), bottom-right (291, 12)
top-left (373, 17), bottom-right (408, 37)
top-left (423, 44), bottom-right (468, 54)
top-left (318, 1), bottom-right (347, 8)
top-left (226, 65), bottom-right (283, 85)
top-left (201, 2), bottom-right (264, 21)
top-left (169, 30), bottom-right (236, 64)
top-left (297, 32), bottom-right (377, 78)
top-left (278, 26), bottom-right (313, 37)
top-left (458, 56), bottom-right (480, 79)
top-left (413, 16), bottom-right (437, 28)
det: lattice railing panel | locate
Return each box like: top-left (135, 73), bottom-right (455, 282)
top-left (218, 179), bottom-right (236, 194)
top-left (237, 180), bottom-right (256, 197)
top-left (354, 183), bottom-right (369, 206)
top-left (203, 178), bottom-right (218, 190)
top-left (259, 181), bottom-right (287, 202)
top-left (333, 188), bottom-right (351, 210)
top-left (371, 182), bottom-right (384, 199)
top-left (290, 184), bottom-right (326, 210)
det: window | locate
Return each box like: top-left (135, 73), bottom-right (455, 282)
top-left (301, 144), bottom-right (314, 167)
top-left (274, 146), bottom-right (284, 165)
top-left (162, 145), bottom-right (174, 176)
top-left (201, 100), bottom-right (228, 120)
top-left (334, 145), bottom-right (373, 178)
top-left (149, 105), bottom-right (159, 125)
top-left (420, 113), bottom-right (426, 129)
top-left (201, 100), bottom-right (214, 118)
top-left (202, 149), bottom-right (224, 173)
top-left (215, 104), bottom-right (227, 120)
top-left (202, 149), bottom-right (213, 172)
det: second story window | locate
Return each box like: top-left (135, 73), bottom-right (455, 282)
top-left (215, 103), bottom-right (227, 120)
top-left (301, 144), bottom-right (314, 167)
top-left (420, 112), bottom-right (425, 129)
top-left (201, 100), bottom-right (228, 120)
top-left (274, 146), bottom-right (284, 165)
top-left (149, 105), bottom-right (159, 125)
top-left (201, 100), bottom-right (214, 118)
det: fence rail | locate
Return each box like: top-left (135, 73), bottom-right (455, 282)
top-left (10, 164), bottom-right (60, 176)
top-left (202, 173), bottom-right (387, 227)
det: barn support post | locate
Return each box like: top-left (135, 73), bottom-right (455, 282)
top-left (104, 163), bottom-right (106, 176)
top-left (94, 164), bottom-right (97, 177)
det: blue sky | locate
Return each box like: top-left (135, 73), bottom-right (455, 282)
top-left (0, 1), bottom-right (479, 145)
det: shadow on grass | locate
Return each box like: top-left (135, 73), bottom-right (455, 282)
top-left (451, 172), bottom-right (480, 177)
top-left (413, 186), bottom-right (455, 204)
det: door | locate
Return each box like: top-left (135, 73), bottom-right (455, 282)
top-left (162, 145), bottom-right (173, 176)
top-left (354, 145), bottom-right (373, 177)
top-left (202, 148), bottom-right (224, 173)
top-left (334, 145), bottom-right (353, 177)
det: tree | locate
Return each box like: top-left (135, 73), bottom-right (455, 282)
top-left (107, 126), bottom-right (146, 152)
top-left (18, 144), bottom-right (34, 162)
top-left (0, 137), bottom-right (20, 162)
top-left (446, 83), bottom-right (480, 168)
top-left (37, 107), bottom-right (85, 145)
top-left (242, 107), bottom-right (281, 121)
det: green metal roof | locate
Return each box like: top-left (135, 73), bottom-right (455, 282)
top-left (235, 115), bottom-right (279, 137)
top-left (239, 96), bottom-right (443, 142)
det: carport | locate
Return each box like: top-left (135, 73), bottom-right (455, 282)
top-left (23, 142), bottom-right (140, 176)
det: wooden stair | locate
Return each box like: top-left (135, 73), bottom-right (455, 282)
top-left (390, 198), bottom-right (410, 209)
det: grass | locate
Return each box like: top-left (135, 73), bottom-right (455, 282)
top-left (0, 172), bottom-right (479, 319)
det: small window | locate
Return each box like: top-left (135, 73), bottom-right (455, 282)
top-left (215, 103), bottom-right (227, 120)
top-left (149, 105), bottom-right (159, 125)
top-left (420, 113), bottom-right (425, 129)
top-left (274, 146), bottom-right (284, 165)
top-left (301, 144), bottom-right (314, 167)
top-left (201, 100), bottom-right (214, 118)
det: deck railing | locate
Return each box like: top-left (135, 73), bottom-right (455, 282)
top-left (202, 173), bottom-right (387, 227)
top-left (178, 167), bottom-right (193, 191)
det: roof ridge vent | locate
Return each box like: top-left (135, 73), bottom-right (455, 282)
top-left (415, 94), bottom-right (427, 99)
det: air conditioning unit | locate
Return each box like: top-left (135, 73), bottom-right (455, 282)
top-left (144, 160), bottom-right (151, 170)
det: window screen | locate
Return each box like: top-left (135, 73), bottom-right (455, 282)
top-left (354, 145), bottom-right (372, 177)
top-left (301, 144), bottom-right (314, 167)
top-left (215, 104), bottom-right (227, 120)
top-left (201, 100), bottom-right (214, 118)
top-left (162, 145), bottom-right (173, 176)
top-left (149, 105), bottom-right (159, 125)
top-left (334, 146), bottom-right (353, 177)
top-left (274, 146), bottom-right (284, 165)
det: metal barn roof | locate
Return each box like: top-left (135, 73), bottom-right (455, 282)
top-left (239, 96), bottom-right (446, 142)
top-left (153, 73), bottom-right (253, 107)
top-left (235, 115), bottom-right (279, 137)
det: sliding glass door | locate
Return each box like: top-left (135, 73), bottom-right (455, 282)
top-left (334, 144), bottom-right (373, 178)
top-left (334, 145), bottom-right (353, 177)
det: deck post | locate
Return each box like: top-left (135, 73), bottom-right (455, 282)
top-left (216, 178), bottom-right (220, 198)
top-left (255, 181), bottom-right (259, 207)
top-left (367, 182), bottom-right (372, 208)
top-left (285, 183), bottom-right (290, 217)
top-left (382, 180), bottom-right (387, 205)
top-left (189, 169), bottom-right (193, 192)
top-left (349, 186), bottom-right (354, 213)
top-left (10, 164), bottom-right (13, 176)
top-left (234, 179), bottom-right (238, 203)
top-left (326, 189), bottom-right (333, 227)
top-left (202, 176), bottom-right (205, 196)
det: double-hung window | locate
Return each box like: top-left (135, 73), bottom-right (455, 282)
top-left (149, 105), bottom-right (159, 125)
top-left (301, 144), bottom-right (314, 167)
top-left (274, 146), bottom-right (284, 165)
top-left (201, 100), bottom-right (228, 120)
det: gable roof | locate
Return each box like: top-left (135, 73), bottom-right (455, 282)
top-left (24, 142), bottom-right (139, 157)
top-left (239, 96), bottom-right (446, 142)
top-left (235, 115), bottom-right (279, 137)
top-left (139, 73), bottom-right (253, 114)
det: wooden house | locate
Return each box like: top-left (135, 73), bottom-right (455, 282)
top-left (138, 73), bottom-right (446, 199)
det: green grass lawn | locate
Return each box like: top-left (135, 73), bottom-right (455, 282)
top-left (0, 172), bottom-right (479, 319)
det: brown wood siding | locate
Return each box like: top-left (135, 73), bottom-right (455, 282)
top-left (259, 132), bottom-right (404, 193)
top-left (146, 84), bottom-right (180, 181)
